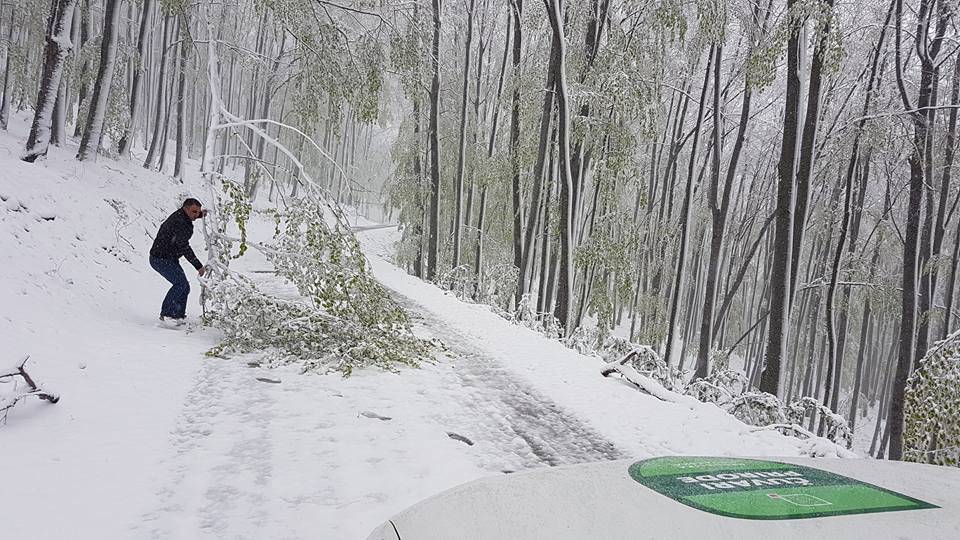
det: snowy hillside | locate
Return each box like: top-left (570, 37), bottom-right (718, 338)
top-left (0, 115), bottom-right (222, 535)
top-left (1, 114), bottom-right (843, 539)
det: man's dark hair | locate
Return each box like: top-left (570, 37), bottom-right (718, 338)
top-left (182, 198), bottom-right (203, 208)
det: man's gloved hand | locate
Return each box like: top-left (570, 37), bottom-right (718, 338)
top-left (198, 266), bottom-right (206, 277)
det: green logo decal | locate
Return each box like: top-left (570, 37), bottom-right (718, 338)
top-left (628, 457), bottom-right (938, 520)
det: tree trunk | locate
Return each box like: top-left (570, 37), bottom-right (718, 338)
top-left (697, 44), bottom-right (752, 379)
top-left (72, 0), bottom-right (90, 138)
top-left (789, 0), bottom-right (836, 300)
top-left (0, 6), bottom-right (20, 130)
top-left (850, 232), bottom-right (883, 431)
top-left (870, 329), bottom-right (897, 457)
top-left (665, 45), bottom-right (713, 366)
top-left (944, 211), bottom-right (960, 336)
top-left (509, 0), bottom-right (524, 302)
top-left (117, 0), bottom-right (154, 157)
top-left (142, 12), bottom-right (172, 169)
top-left (51, 73), bottom-right (67, 146)
top-left (889, 0), bottom-right (945, 460)
top-left (451, 0), bottom-right (476, 271)
top-left (426, 0), bottom-right (442, 281)
top-left (824, 161), bottom-right (856, 417)
top-left (517, 28), bottom-right (559, 307)
top-left (23, 0), bottom-right (79, 163)
top-left (52, 0), bottom-right (76, 150)
top-left (914, 63), bottom-right (941, 369)
top-left (932, 53), bottom-right (960, 339)
top-left (463, 34), bottom-right (486, 279)
top-left (412, 95), bottom-right (425, 278)
top-left (538, 139), bottom-right (557, 314)
top-left (173, 14), bottom-right (189, 179)
top-left (77, 0), bottom-right (121, 161)
top-left (760, 0), bottom-right (803, 395)
top-left (546, 0), bottom-right (574, 335)
top-left (157, 17), bottom-right (179, 173)
top-left (473, 186), bottom-right (488, 299)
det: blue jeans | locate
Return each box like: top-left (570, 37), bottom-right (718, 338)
top-left (150, 256), bottom-right (190, 319)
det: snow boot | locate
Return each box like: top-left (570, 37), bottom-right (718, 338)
top-left (158, 316), bottom-right (186, 329)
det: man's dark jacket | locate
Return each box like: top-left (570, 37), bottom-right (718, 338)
top-left (150, 209), bottom-right (203, 270)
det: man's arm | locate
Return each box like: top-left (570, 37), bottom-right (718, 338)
top-left (181, 242), bottom-right (204, 272)
top-left (174, 220), bottom-right (203, 271)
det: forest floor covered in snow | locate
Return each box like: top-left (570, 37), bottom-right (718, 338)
top-left (0, 115), bottom-right (849, 539)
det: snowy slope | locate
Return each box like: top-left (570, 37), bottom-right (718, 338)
top-left (0, 115), bottom-right (219, 536)
top-left (1, 113), bottom-right (842, 540)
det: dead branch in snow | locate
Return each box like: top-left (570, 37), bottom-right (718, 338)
top-left (0, 356), bottom-right (60, 423)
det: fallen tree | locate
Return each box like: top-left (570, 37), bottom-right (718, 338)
top-left (195, 11), bottom-right (431, 376)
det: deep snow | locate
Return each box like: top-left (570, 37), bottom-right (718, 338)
top-left (1, 114), bottom-right (847, 539)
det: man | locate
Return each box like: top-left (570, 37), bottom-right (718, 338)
top-left (149, 198), bottom-right (207, 325)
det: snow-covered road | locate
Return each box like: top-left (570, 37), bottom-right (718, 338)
top-left (392, 288), bottom-right (626, 468)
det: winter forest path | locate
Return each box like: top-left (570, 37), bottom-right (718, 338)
top-left (133, 221), bottom-right (630, 538)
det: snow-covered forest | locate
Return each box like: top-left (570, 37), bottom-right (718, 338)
top-left (2, 0), bottom-right (960, 535)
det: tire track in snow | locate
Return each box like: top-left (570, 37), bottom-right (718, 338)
top-left (137, 356), bottom-right (276, 539)
top-left (390, 290), bottom-right (627, 469)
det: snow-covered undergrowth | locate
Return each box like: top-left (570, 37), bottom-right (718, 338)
top-left (904, 329), bottom-right (960, 466)
top-left (600, 346), bottom-right (854, 449)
